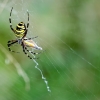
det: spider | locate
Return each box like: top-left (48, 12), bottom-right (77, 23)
top-left (7, 7), bottom-right (42, 59)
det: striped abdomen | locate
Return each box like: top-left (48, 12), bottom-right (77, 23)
top-left (15, 22), bottom-right (26, 38)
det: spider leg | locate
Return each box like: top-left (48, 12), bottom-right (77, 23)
top-left (7, 40), bottom-right (19, 53)
top-left (24, 36), bottom-right (38, 40)
top-left (9, 7), bottom-right (15, 33)
top-left (8, 40), bottom-right (17, 43)
top-left (21, 42), bottom-right (39, 59)
top-left (21, 10), bottom-right (29, 39)
top-left (24, 47), bottom-right (41, 55)
top-left (27, 10), bottom-right (29, 29)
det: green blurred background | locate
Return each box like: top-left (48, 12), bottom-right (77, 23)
top-left (0, 0), bottom-right (100, 100)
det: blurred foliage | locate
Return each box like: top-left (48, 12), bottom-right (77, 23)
top-left (0, 0), bottom-right (100, 100)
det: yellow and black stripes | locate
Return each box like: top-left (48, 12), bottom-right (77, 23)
top-left (16, 22), bottom-right (26, 30)
top-left (9, 7), bottom-right (29, 39)
top-left (15, 22), bottom-right (26, 38)
top-left (8, 7), bottom-right (41, 60)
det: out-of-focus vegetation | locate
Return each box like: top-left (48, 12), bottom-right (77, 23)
top-left (0, 0), bottom-right (100, 100)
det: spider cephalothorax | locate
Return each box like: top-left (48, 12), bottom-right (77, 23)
top-left (8, 7), bottom-right (42, 59)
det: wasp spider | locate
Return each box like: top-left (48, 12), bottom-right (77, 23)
top-left (8, 7), bottom-right (42, 59)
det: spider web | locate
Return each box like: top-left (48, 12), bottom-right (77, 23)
top-left (5, 0), bottom-right (51, 92)
top-left (0, 0), bottom-right (100, 100)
